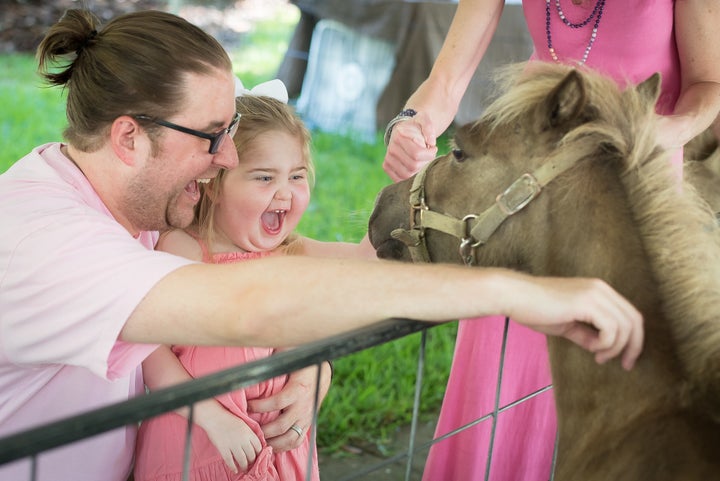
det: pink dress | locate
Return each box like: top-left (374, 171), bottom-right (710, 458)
top-left (134, 247), bottom-right (320, 481)
top-left (422, 2), bottom-right (679, 480)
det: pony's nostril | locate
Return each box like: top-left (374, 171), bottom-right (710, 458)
top-left (377, 239), bottom-right (410, 261)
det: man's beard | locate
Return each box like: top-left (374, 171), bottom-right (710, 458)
top-left (123, 172), bottom-right (194, 233)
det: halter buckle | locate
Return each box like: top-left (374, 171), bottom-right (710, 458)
top-left (410, 198), bottom-right (429, 230)
top-left (459, 215), bottom-right (481, 266)
top-left (496, 173), bottom-right (541, 216)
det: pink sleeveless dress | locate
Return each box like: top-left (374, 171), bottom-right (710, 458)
top-left (134, 245), bottom-right (320, 481)
top-left (422, 2), bottom-right (679, 480)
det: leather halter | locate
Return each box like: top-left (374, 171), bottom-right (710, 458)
top-left (391, 149), bottom-right (583, 265)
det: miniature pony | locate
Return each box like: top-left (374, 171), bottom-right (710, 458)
top-left (369, 63), bottom-right (720, 480)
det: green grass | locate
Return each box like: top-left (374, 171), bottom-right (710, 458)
top-left (0, 54), bottom-right (68, 173)
top-left (0, 9), bottom-right (458, 456)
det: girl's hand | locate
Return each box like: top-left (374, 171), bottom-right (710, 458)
top-left (196, 400), bottom-right (263, 473)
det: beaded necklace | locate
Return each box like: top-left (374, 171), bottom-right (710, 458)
top-left (545, 0), bottom-right (606, 65)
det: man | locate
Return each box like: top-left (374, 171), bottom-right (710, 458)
top-left (0, 8), bottom-right (642, 481)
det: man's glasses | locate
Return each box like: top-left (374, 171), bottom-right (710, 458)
top-left (135, 112), bottom-right (241, 155)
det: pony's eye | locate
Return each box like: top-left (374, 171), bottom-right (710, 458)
top-left (452, 149), bottom-right (466, 162)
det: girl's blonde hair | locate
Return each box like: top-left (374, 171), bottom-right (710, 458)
top-left (194, 95), bottom-right (314, 254)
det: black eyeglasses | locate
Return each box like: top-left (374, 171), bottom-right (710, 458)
top-left (135, 112), bottom-right (241, 154)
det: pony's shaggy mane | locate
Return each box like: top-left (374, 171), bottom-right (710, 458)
top-left (484, 62), bottom-right (720, 400)
top-left (622, 129), bottom-right (720, 403)
top-left (483, 62), bottom-right (661, 173)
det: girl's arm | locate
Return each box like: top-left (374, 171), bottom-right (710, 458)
top-left (142, 346), bottom-right (262, 473)
top-left (156, 228), bottom-right (204, 261)
top-left (295, 234), bottom-right (377, 259)
top-left (149, 232), bottom-right (262, 472)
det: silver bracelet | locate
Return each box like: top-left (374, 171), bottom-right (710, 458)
top-left (384, 109), bottom-right (417, 146)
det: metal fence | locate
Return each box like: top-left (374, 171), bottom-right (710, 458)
top-left (0, 317), bottom-right (555, 481)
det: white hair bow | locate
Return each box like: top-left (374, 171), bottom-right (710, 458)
top-left (234, 77), bottom-right (289, 104)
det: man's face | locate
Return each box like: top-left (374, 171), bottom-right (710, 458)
top-left (123, 68), bottom-right (239, 233)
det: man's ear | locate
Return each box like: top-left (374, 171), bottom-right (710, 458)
top-left (110, 116), bottom-right (145, 166)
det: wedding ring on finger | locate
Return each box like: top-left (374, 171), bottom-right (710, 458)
top-left (290, 424), bottom-right (303, 437)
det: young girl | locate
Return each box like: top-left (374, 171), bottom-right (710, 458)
top-left (133, 80), bottom-right (375, 481)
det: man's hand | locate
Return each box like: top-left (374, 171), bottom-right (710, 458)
top-left (505, 276), bottom-right (644, 370)
top-left (248, 362), bottom-right (332, 451)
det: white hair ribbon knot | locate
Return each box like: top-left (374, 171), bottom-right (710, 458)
top-left (234, 77), bottom-right (289, 104)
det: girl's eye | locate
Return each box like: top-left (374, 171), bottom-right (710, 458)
top-left (452, 149), bottom-right (466, 162)
top-left (257, 176), bottom-right (272, 182)
top-left (291, 174), bottom-right (306, 181)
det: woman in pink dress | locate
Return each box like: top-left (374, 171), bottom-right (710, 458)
top-left (383, 1), bottom-right (720, 480)
top-left (134, 80), bottom-right (376, 481)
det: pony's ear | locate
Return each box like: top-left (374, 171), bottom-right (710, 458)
top-left (636, 72), bottom-right (661, 106)
top-left (544, 69), bottom-right (587, 128)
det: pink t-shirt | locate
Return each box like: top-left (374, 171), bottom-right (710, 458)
top-left (0, 143), bottom-right (193, 481)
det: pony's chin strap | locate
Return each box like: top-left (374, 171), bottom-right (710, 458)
top-left (391, 228), bottom-right (430, 263)
top-left (391, 158), bottom-right (436, 263)
top-left (392, 148), bottom-right (582, 265)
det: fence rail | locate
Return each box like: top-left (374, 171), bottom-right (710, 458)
top-left (0, 318), bottom-right (430, 466)
top-left (0, 317), bottom-right (555, 481)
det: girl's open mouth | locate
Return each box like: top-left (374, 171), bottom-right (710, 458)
top-left (261, 209), bottom-right (286, 235)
